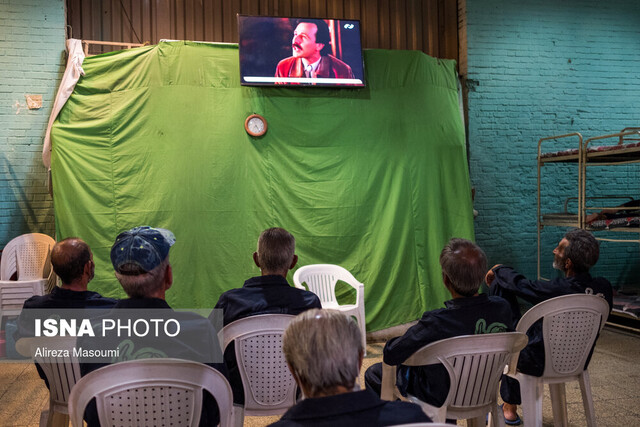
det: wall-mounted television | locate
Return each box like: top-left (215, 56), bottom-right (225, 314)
top-left (238, 15), bottom-right (365, 87)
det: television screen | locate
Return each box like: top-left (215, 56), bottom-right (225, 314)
top-left (238, 15), bottom-right (365, 87)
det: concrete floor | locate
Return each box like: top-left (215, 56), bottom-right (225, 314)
top-left (0, 326), bottom-right (638, 426)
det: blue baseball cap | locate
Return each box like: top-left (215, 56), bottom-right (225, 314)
top-left (111, 226), bottom-right (176, 274)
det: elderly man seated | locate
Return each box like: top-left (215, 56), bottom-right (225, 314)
top-left (269, 309), bottom-right (431, 427)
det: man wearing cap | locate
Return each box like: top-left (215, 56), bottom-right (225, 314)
top-left (211, 227), bottom-right (321, 405)
top-left (78, 226), bottom-right (226, 427)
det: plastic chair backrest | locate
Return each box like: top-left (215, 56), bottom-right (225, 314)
top-left (68, 358), bottom-right (234, 427)
top-left (401, 332), bottom-right (528, 413)
top-left (16, 336), bottom-right (80, 416)
top-left (218, 314), bottom-right (297, 415)
top-left (511, 293), bottom-right (610, 378)
top-left (293, 264), bottom-right (362, 305)
top-left (0, 279), bottom-right (46, 324)
top-left (0, 233), bottom-right (55, 281)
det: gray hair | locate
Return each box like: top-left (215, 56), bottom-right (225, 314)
top-left (256, 228), bottom-right (295, 273)
top-left (282, 309), bottom-right (362, 397)
top-left (115, 257), bottom-right (169, 298)
top-left (439, 238), bottom-right (487, 297)
top-left (564, 229), bottom-right (599, 273)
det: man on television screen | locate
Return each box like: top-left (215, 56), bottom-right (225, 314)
top-left (275, 18), bottom-right (355, 80)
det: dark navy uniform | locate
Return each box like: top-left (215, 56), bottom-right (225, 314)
top-left (489, 266), bottom-right (613, 404)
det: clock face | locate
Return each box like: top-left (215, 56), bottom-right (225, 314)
top-left (245, 114), bottom-right (267, 136)
top-left (248, 117), bottom-right (264, 133)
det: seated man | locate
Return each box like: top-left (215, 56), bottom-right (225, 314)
top-left (270, 309), bottom-right (431, 426)
top-left (486, 228), bottom-right (613, 425)
top-left (13, 238), bottom-right (116, 386)
top-left (365, 238), bottom-right (513, 408)
top-left (79, 226), bottom-right (226, 426)
top-left (211, 227), bottom-right (321, 404)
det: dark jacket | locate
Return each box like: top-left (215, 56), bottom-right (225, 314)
top-left (383, 294), bottom-right (514, 406)
top-left (212, 275), bottom-right (321, 404)
top-left (490, 267), bottom-right (613, 376)
top-left (214, 275), bottom-right (321, 327)
top-left (16, 286), bottom-right (117, 339)
top-left (269, 390), bottom-right (431, 427)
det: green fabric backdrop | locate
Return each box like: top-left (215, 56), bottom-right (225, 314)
top-left (51, 41), bottom-right (473, 332)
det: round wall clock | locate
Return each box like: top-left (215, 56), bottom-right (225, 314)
top-left (245, 114), bottom-right (267, 137)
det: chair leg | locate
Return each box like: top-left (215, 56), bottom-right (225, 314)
top-left (39, 410), bottom-right (50, 427)
top-left (356, 310), bottom-right (367, 356)
top-left (413, 399), bottom-right (445, 423)
top-left (489, 403), bottom-right (505, 427)
top-left (467, 415), bottom-right (484, 427)
top-left (518, 374), bottom-right (544, 427)
top-left (549, 383), bottom-right (568, 427)
top-left (578, 370), bottom-right (597, 427)
top-left (232, 404), bottom-right (244, 427)
top-left (51, 412), bottom-right (69, 427)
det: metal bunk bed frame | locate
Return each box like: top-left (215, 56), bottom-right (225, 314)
top-left (537, 128), bottom-right (640, 280)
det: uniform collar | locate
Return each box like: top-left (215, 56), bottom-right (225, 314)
top-left (281, 390), bottom-right (385, 420)
top-left (114, 297), bottom-right (171, 309)
top-left (243, 275), bottom-right (291, 288)
top-left (444, 293), bottom-right (489, 309)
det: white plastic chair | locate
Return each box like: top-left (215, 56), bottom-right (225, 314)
top-left (0, 233), bottom-right (56, 292)
top-left (16, 336), bottom-right (79, 427)
top-left (68, 358), bottom-right (234, 427)
top-left (218, 314), bottom-right (296, 426)
top-left (381, 332), bottom-right (528, 426)
top-left (0, 279), bottom-right (46, 327)
top-left (293, 264), bottom-right (366, 353)
top-left (505, 293), bottom-right (610, 427)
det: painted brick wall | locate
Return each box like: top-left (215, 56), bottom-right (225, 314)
top-left (467, 0), bottom-right (640, 288)
top-left (0, 0), bottom-right (65, 248)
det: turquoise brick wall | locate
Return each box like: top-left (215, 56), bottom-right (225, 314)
top-left (467, 0), bottom-right (640, 288)
top-left (0, 0), bottom-right (65, 248)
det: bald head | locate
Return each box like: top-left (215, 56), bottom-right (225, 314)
top-left (439, 238), bottom-right (488, 297)
top-left (51, 238), bottom-right (94, 287)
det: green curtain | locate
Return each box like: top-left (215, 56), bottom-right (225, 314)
top-left (51, 41), bottom-right (473, 332)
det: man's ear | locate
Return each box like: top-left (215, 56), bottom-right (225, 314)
top-left (164, 264), bottom-right (173, 291)
top-left (315, 42), bottom-right (325, 53)
top-left (289, 254), bottom-right (298, 270)
top-left (442, 272), bottom-right (451, 287)
top-left (83, 259), bottom-right (93, 277)
top-left (287, 362), bottom-right (310, 397)
top-left (253, 252), bottom-right (261, 269)
top-left (565, 258), bottom-right (573, 270)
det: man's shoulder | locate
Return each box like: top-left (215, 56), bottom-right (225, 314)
top-left (378, 399), bottom-right (432, 423)
top-left (287, 286), bottom-right (322, 307)
top-left (589, 275), bottom-right (613, 289)
top-left (82, 291), bottom-right (118, 307)
top-left (326, 54), bottom-right (350, 67)
top-left (23, 288), bottom-right (116, 309)
top-left (276, 56), bottom-right (297, 68)
top-left (419, 305), bottom-right (449, 319)
top-left (485, 294), bottom-right (513, 307)
top-left (21, 293), bottom-right (52, 309)
top-left (419, 295), bottom-right (512, 326)
top-left (324, 55), bottom-right (353, 73)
